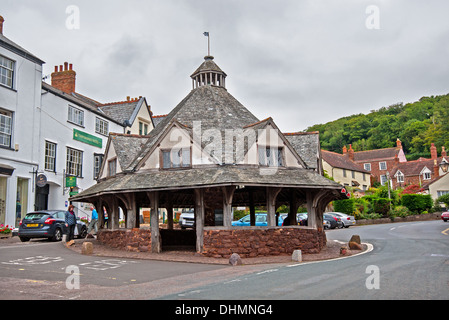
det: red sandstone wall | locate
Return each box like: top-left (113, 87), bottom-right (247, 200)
top-left (202, 227), bottom-right (326, 258)
top-left (97, 226), bottom-right (327, 258)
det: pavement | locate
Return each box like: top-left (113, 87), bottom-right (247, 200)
top-left (61, 235), bottom-right (368, 265)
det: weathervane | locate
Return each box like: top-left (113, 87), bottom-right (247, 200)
top-left (203, 31), bottom-right (210, 56)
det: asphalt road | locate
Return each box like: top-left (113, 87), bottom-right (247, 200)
top-left (161, 220), bottom-right (449, 300)
top-left (0, 220), bottom-right (448, 301)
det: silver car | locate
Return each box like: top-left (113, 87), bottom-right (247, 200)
top-left (326, 212), bottom-right (356, 228)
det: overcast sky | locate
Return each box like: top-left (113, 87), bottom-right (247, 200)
top-left (3, 0), bottom-right (449, 132)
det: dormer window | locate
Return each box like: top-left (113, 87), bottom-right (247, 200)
top-left (161, 148), bottom-right (191, 169)
top-left (258, 146), bottom-right (284, 167)
top-left (107, 158), bottom-right (117, 176)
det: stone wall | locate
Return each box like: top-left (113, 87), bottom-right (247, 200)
top-left (97, 226), bottom-right (327, 258)
top-left (202, 226), bottom-right (326, 258)
top-left (356, 212), bottom-right (441, 225)
top-left (97, 228), bottom-right (151, 252)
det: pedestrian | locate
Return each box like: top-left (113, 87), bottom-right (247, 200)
top-left (87, 206), bottom-right (98, 236)
top-left (65, 204), bottom-right (77, 241)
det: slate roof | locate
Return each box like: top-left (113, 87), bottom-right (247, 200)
top-left (42, 82), bottom-right (149, 127)
top-left (71, 165), bottom-right (346, 201)
top-left (322, 150), bottom-right (370, 173)
top-left (353, 147), bottom-right (402, 162)
top-left (390, 156), bottom-right (447, 177)
top-left (284, 132), bottom-right (321, 170)
top-left (71, 57), bottom-right (347, 202)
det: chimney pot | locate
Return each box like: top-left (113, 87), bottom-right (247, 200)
top-left (51, 62), bottom-right (76, 94)
top-left (69, 63), bottom-right (73, 70)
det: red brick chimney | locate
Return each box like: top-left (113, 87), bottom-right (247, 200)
top-left (0, 16), bottom-right (4, 35)
top-left (434, 160), bottom-right (439, 178)
top-left (51, 62), bottom-right (76, 94)
top-left (430, 143), bottom-right (437, 160)
top-left (442, 146), bottom-right (447, 157)
top-left (342, 145), bottom-right (347, 155)
top-left (396, 138), bottom-right (402, 148)
top-left (348, 144), bottom-right (354, 161)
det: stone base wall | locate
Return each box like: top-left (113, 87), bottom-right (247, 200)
top-left (97, 226), bottom-right (327, 258)
top-left (97, 228), bottom-right (151, 252)
top-left (202, 226), bottom-right (326, 258)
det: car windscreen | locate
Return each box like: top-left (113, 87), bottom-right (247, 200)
top-left (24, 213), bottom-right (49, 220)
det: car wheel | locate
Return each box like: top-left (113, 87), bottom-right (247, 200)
top-left (19, 237), bottom-right (30, 242)
top-left (78, 226), bottom-right (87, 238)
top-left (52, 228), bottom-right (63, 241)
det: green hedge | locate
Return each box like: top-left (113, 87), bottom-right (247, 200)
top-left (333, 198), bottom-right (355, 215)
top-left (401, 194), bottom-right (432, 213)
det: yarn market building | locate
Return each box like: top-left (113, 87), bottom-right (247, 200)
top-left (71, 56), bottom-right (349, 258)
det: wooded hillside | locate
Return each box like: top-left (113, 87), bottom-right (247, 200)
top-left (306, 93), bottom-right (449, 160)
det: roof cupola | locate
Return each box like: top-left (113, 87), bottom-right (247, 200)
top-left (190, 56), bottom-right (227, 89)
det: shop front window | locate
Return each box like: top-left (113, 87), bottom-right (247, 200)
top-left (16, 178), bottom-right (28, 227)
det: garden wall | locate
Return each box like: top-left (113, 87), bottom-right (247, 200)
top-left (356, 212), bottom-right (441, 225)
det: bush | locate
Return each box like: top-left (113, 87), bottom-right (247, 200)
top-left (401, 194), bottom-right (432, 213)
top-left (390, 205), bottom-right (410, 218)
top-left (372, 198), bottom-right (391, 217)
top-left (437, 194), bottom-right (449, 208)
top-left (333, 198), bottom-right (355, 215)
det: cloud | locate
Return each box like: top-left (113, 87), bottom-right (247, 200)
top-left (3, 0), bottom-right (449, 132)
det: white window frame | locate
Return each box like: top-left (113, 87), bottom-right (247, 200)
top-left (396, 171), bottom-right (404, 183)
top-left (44, 141), bottom-right (57, 172)
top-left (379, 161), bottom-right (387, 170)
top-left (95, 117), bottom-right (109, 136)
top-left (68, 105), bottom-right (84, 126)
top-left (161, 148), bottom-right (191, 169)
top-left (0, 55), bottom-right (14, 88)
top-left (0, 109), bottom-right (12, 148)
top-left (66, 147), bottom-right (83, 177)
top-left (364, 163), bottom-right (371, 171)
top-left (423, 172), bottom-right (431, 180)
top-left (258, 146), bottom-right (284, 167)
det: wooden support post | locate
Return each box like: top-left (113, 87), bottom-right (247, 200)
top-left (266, 187), bottom-right (282, 226)
top-left (249, 189), bottom-right (256, 226)
top-left (222, 186), bottom-right (236, 227)
top-left (194, 188), bottom-right (205, 253)
top-left (288, 189), bottom-right (299, 225)
top-left (147, 191), bottom-right (161, 253)
top-left (306, 191), bottom-right (317, 229)
top-left (166, 193), bottom-right (174, 230)
top-left (110, 196), bottom-right (119, 230)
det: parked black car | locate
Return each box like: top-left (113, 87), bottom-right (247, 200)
top-left (18, 210), bottom-right (87, 242)
top-left (323, 213), bottom-right (343, 229)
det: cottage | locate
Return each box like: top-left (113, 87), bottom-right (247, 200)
top-left (71, 55), bottom-right (348, 257)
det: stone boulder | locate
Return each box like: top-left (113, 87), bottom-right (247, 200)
top-left (81, 241), bottom-right (93, 255)
top-left (229, 253), bottom-right (243, 266)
